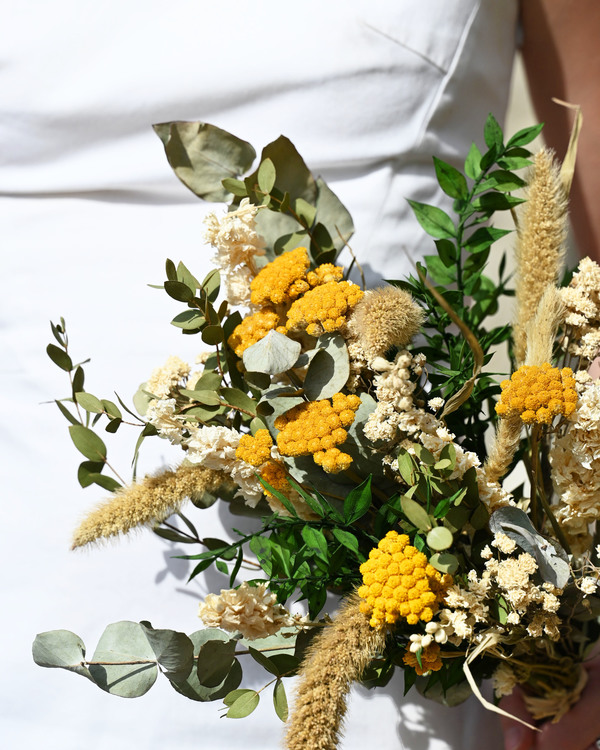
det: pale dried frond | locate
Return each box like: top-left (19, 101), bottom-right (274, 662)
top-left (524, 286), bottom-right (566, 367)
top-left (484, 416), bottom-right (522, 484)
top-left (285, 593), bottom-right (387, 750)
top-left (71, 464), bottom-right (229, 549)
top-left (513, 149), bottom-right (568, 365)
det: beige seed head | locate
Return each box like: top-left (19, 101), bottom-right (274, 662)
top-left (347, 285), bottom-right (424, 361)
top-left (71, 463), bottom-right (230, 549)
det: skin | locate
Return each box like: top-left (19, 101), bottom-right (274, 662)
top-left (496, 4), bottom-right (600, 747)
top-left (520, 0), bottom-right (600, 263)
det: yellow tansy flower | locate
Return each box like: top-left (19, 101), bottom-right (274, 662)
top-left (285, 280), bottom-right (364, 337)
top-left (358, 531), bottom-right (452, 628)
top-left (250, 246), bottom-right (310, 307)
top-left (274, 393), bottom-right (361, 473)
top-left (495, 363), bottom-right (577, 425)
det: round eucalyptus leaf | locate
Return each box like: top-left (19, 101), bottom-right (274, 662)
top-left (89, 621), bottom-right (158, 698)
top-left (243, 330), bottom-right (301, 375)
top-left (140, 624), bottom-right (194, 683)
top-left (170, 629), bottom-right (242, 702)
top-left (201, 325), bottom-right (225, 345)
top-left (32, 630), bottom-right (93, 681)
top-left (197, 639), bottom-right (237, 688)
top-left (426, 526), bottom-right (454, 551)
top-left (428, 552), bottom-right (459, 575)
top-left (303, 333), bottom-right (349, 400)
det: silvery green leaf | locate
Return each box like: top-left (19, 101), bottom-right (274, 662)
top-left (314, 178), bottom-right (354, 252)
top-left (32, 630), bottom-right (94, 681)
top-left (303, 333), bottom-right (349, 400)
top-left (346, 393), bottom-right (377, 443)
top-left (171, 629), bottom-right (242, 702)
top-left (88, 621), bottom-right (158, 698)
top-left (140, 624), bottom-right (194, 683)
top-left (426, 526), bottom-right (454, 551)
top-left (489, 507), bottom-right (570, 588)
top-left (153, 122), bottom-right (256, 203)
top-left (133, 383), bottom-right (154, 416)
top-left (243, 330), bottom-right (301, 375)
top-left (257, 385), bottom-right (304, 423)
top-left (416, 675), bottom-right (472, 706)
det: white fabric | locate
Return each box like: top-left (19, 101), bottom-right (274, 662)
top-left (1, 1), bottom-right (517, 748)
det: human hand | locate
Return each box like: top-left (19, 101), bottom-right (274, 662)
top-left (499, 653), bottom-right (600, 750)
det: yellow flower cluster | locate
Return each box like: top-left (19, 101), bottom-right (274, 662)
top-left (274, 393), bottom-right (361, 473)
top-left (227, 307), bottom-right (283, 357)
top-left (235, 429), bottom-right (274, 467)
top-left (259, 459), bottom-right (290, 498)
top-left (402, 643), bottom-right (443, 675)
top-left (358, 531), bottom-right (452, 628)
top-left (286, 280), bottom-right (364, 336)
top-left (250, 246), bottom-right (310, 307)
top-left (306, 263), bottom-right (344, 287)
top-left (495, 363), bottom-right (578, 425)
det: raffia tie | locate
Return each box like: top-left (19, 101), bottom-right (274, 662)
top-left (523, 665), bottom-right (588, 723)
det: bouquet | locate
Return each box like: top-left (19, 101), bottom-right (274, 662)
top-left (34, 114), bottom-right (600, 748)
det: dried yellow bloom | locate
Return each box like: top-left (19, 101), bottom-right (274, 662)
top-left (274, 393), bottom-right (361, 473)
top-left (306, 263), bottom-right (344, 286)
top-left (358, 531), bottom-right (452, 627)
top-left (402, 642), bottom-right (443, 675)
top-left (235, 429), bottom-right (274, 466)
top-left (227, 307), bottom-right (282, 357)
top-left (250, 246), bottom-right (310, 306)
top-left (495, 363), bottom-right (577, 424)
top-left (285, 280), bottom-right (364, 336)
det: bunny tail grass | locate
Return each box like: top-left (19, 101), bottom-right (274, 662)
top-left (71, 463), bottom-right (229, 549)
top-left (285, 593), bottom-right (387, 750)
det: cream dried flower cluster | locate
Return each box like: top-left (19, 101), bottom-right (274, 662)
top-left (198, 581), bottom-right (295, 640)
top-left (551, 380), bottom-right (600, 552)
top-left (561, 257), bottom-right (600, 362)
top-left (146, 355), bottom-right (191, 399)
top-left (204, 198), bottom-right (266, 306)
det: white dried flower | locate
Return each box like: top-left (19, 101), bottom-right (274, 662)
top-left (198, 582), bottom-right (294, 640)
top-left (146, 355), bottom-right (190, 398)
top-left (492, 662), bottom-right (518, 698)
top-left (204, 198), bottom-right (266, 306)
top-left (491, 532), bottom-right (517, 555)
top-left (146, 398), bottom-right (186, 445)
top-left (185, 426), bottom-right (264, 506)
top-left (428, 397), bottom-right (445, 412)
top-left (580, 576), bottom-right (599, 595)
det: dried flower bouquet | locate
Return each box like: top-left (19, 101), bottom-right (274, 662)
top-left (34, 116), bottom-right (600, 748)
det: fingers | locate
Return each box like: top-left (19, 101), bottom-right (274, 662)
top-left (535, 658), bottom-right (600, 750)
top-left (499, 688), bottom-right (537, 750)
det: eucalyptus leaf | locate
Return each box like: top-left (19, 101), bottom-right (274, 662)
top-left (426, 526), bottom-right (454, 551)
top-left (273, 679), bottom-right (289, 722)
top-left (489, 507), bottom-right (570, 588)
top-left (171, 310), bottom-right (205, 331)
top-left (226, 689), bottom-right (260, 718)
top-left (32, 630), bottom-right (94, 681)
top-left (304, 333), bottom-right (350, 400)
top-left (75, 392), bottom-right (104, 414)
top-left (140, 624), bottom-right (194, 683)
top-left (401, 496), bottom-right (432, 532)
top-left (46, 343), bottom-right (73, 372)
top-left (314, 177), bottom-right (354, 253)
top-left (197, 639), bottom-right (237, 688)
top-left (69, 425), bottom-right (107, 462)
top-left (428, 552), bottom-right (459, 575)
top-left (171, 629), bottom-right (242, 702)
top-left (153, 122), bottom-right (256, 203)
top-left (243, 330), bottom-right (301, 375)
top-left (88, 621), bottom-right (158, 698)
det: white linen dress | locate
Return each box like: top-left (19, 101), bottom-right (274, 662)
top-left (1, 2), bottom-right (517, 747)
